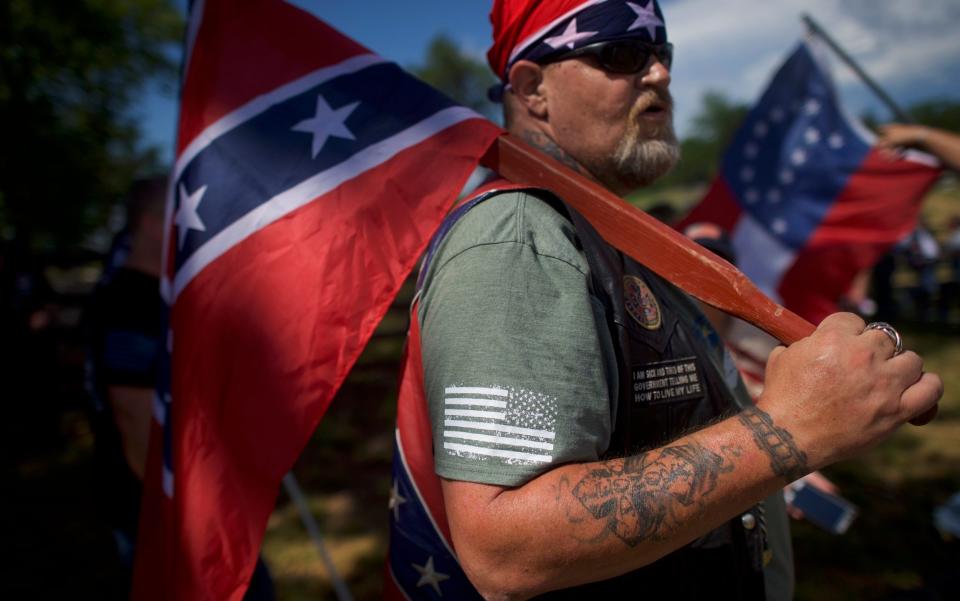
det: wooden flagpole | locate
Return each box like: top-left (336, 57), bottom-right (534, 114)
top-left (482, 134), bottom-right (816, 345)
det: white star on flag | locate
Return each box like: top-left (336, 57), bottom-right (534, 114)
top-left (388, 479), bottom-right (407, 522)
top-left (175, 182), bottom-right (208, 249)
top-left (804, 127), bottom-right (821, 145)
top-left (791, 148), bottom-right (808, 166)
top-left (828, 132), bottom-right (845, 149)
top-left (413, 556), bottom-right (450, 595)
top-left (626, 1), bottom-right (664, 39)
top-left (803, 98), bottom-right (821, 115)
top-left (292, 94), bottom-right (360, 158)
top-left (544, 18), bottom-right (597, 50)
top-left (753, 121), bottom-right (768, 138)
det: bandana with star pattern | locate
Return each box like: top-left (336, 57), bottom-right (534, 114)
top-left (487, 0), bottom-right (668, 83)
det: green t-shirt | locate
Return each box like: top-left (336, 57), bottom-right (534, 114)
top-left (418, 190), bottom-right (616, 486)
top-left (417, 189), bottom-right (793, 599)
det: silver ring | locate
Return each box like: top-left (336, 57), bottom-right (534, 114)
top-left (864, 321), bottom-right (903, 356)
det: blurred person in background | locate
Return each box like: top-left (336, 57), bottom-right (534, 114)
top-left (902, 220), bottom-right (941, 324)
top-left (940, 215), bottom-right (960, 323)
top-left (84, 176), bottom-right (167, 592)
top-left (83, 177), bottom-right (276, 599)
top-left (879, 124), bottom-right (960, 324)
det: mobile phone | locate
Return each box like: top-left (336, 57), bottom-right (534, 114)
top-left (784, 480), bottom-right (858, 534)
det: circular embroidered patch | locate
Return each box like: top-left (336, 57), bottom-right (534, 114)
top-left (624, 275), bottom-right (662, 330)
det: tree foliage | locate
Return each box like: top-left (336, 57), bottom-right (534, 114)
top-left (907, 98), bottom-right (960, 132)
top-left (863, 98), bottom-right (960, 133)
top-left (0, 0), bottom-right (182, 253)
top-left (411, 34), bottom-right (499, 122)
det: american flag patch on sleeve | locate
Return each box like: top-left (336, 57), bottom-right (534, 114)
top-left (442, 385), bottom-right (559, 465)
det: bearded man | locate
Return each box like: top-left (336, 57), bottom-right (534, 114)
top-left (385, 2), bottom-right (942, 599)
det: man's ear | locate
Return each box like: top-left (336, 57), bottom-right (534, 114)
top-left (507, 60), bottom-right (548, 119)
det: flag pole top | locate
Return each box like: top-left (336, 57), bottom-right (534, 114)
top-left (801, 13), bottom-right (913, 124)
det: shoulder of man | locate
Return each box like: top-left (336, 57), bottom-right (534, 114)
top-left (427, 188), bottom-right (588, 280)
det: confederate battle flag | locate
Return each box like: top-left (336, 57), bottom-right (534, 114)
top-left (131, 1), bottom-right (500, 599)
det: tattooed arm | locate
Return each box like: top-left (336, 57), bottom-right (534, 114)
top-left (442, 314), bottom-right (941, 600)
top-left (444, 407), bottom-right (800, 599)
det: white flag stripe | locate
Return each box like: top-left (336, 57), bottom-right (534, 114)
top-left (444, 419), bottom-right (555, 440)
top-left (444, 442), bottom-right (552, 463)
top-left (443, 398), bottom-right (507, 408)
top-left (152, 393), bottom-right (167, 427)
top-left (444, 409), bottom-right (505, 420)
top-left (444, 386), bottom-right (508, 397)
top-left (162, 465), bottom-right (174, 498)
top-left (444, 430), bottom-right (555, 451)
top-left (172, 53), bottom-right (387, 182)
top-left (170, 105), bottom-right (483, 299)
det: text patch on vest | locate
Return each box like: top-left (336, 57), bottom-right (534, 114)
top-left (632, 356), bottom-right (704, 405)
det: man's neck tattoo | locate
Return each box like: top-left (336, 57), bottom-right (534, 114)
top-left (519, 130), bottom-right (587, 175)
top-left (737, 406), bottom-right (808, 482)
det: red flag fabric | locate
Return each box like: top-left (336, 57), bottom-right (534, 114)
top-left (678, 39), bottom-right (941, 324)
top-left (131, 1), bottom-right (501, 599)
top-left (487, 0), bottom-right (593, 79)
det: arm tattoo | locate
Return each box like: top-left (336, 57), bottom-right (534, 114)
top-left (737, 406), bottom-right (808, 482)
top-left (570, 442), bottom-right (736, 547)
top-left (519, 130), bottom-right (587, 174)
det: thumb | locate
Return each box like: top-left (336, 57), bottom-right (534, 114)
top-left (767, 345), bottom-right (787, 366)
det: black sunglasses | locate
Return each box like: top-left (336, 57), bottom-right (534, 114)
top-left (540, 40), bottom-right (673, 74)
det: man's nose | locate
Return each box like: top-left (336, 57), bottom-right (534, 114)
top-left (639, 59), bottom-right (671, 89)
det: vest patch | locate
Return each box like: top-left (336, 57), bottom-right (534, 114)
top-left (623, 275), bottom-right (661, 330)
top-left (632, 357), bottom-right (704, 405)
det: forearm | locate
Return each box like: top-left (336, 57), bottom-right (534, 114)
top-left (922, 127), bottom-right (960, 172)
top-left (879, 124), bottom-right (960, 171)
top-left (108, 385), bottom-right (154, 480)
top-left (444, 406), bottom-right (806, 599)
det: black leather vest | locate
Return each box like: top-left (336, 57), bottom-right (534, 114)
top-left (533, 195), bottom-right (768, 600)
